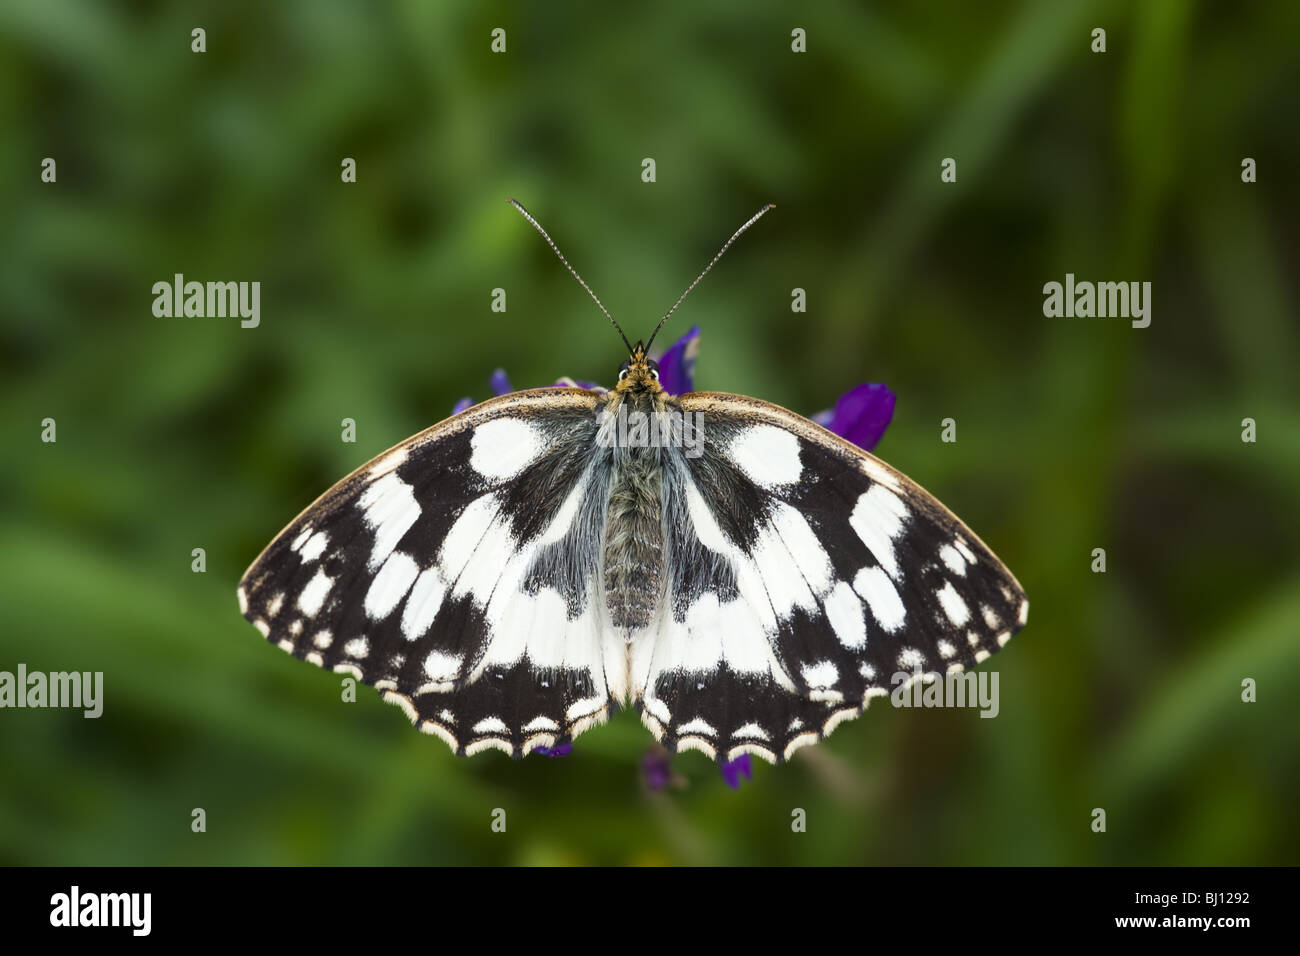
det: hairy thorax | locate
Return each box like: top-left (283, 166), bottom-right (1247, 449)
top-left (602, 388), bottom-right (670, 634)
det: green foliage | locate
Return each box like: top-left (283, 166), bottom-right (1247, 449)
top-left (1, 0), bottom-right (1297, 864)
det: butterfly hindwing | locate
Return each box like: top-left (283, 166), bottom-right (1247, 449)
top-left (238, 388), bottom-right (619, 756)
top-left (637, 392), bottom-right (1028, 764)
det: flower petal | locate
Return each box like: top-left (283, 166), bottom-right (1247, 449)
top-left (451, 397), bottom-right (474, 415)
top-left (721, 753), bottom-right (753, 789)
top-left (821, 383), bottom-right (895, 452)
top-left (655, 325), bottom-right (700, 395)
top-left (642, 748), bottom-right (674, 791)
top-left (489, 368), bottom-right (514, 396)
top-left (532, 743), bottom-right (573, 758)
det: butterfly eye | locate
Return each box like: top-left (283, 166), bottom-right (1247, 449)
top-left (618, 361), bottom-right (631, 381)
top-left (649, 367), bottom-right (660, 381)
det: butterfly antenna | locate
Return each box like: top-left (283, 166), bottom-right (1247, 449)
top-left (507, 199), bottom-right (633, 353)
top-left (645, 203), bottom-right (775, 352)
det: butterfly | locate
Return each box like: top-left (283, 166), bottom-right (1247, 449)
top-left (238, 201), bottom-right (1028, 764)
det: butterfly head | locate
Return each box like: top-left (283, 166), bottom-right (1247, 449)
top-left (615, 341), bottom-right (662, 394)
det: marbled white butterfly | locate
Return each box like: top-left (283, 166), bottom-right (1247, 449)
top-left (238, 202), bottom-right (1028, 764)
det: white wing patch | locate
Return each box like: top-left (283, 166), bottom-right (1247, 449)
top-left (365, 551), bottom-right (419, 620)
top-left (469, 418), bottom-right (543, 480)
top-left (849, 485), bottom-right (909, 580)
top-left (823, 580), bottom-right (867, 650)
top-left (297, 567), bottom-right (334, 616)
top-left (299, 531), bottom-right (329, 563)
top-left (728, 425), bottom-right (802, 488)
top-left (768, 500), bottom-right (833, 596)
top-left (359, 473), bottom-right (421, 570)
top-left (935, 581), bottom-right (970, 627)
top-left (437, 494), bottom-right (501, 595)
top-left (853, 565), bottom-right (906, 631)
top-left (401, 567), bottom-right (447, 640)
top-left (939, 543), bottom-right (967, 576)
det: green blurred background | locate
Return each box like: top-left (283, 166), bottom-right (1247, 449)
top-left (2, 0), bottom-right (1297, 865)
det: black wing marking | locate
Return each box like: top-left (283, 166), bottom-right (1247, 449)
top-left (238, 388), bottom-right (618, 757)
top-left (636, 392), bottom-right (1028, 764)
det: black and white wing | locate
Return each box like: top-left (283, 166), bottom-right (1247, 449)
top-left (635, 392), bottom-right (1028, 764)
top-left (238, 388), bottom-right (619, 757)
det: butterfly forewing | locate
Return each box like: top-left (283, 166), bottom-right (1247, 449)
top-left (636, 392), bottom-right (1028, 763)
top-left (238, 388), bottom-right (620, 756)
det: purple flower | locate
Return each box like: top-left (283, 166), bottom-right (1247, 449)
top-left (811, 382), bottom-right (896, 453)
top-left (654, 324), bottom-right (700, 396)
top-left (721, 753), bottom-right (753, 789)
top-left (489, 368), bottom-right (514, 397)
top-left (642, 746), bottom-right (689, 791)
top-left (643, 749), bottom-right (674, 791)
top-left (532, 742), bottom-right (573, 758)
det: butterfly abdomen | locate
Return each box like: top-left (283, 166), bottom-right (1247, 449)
top-left (603, 395), bottom-right (666, 634)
